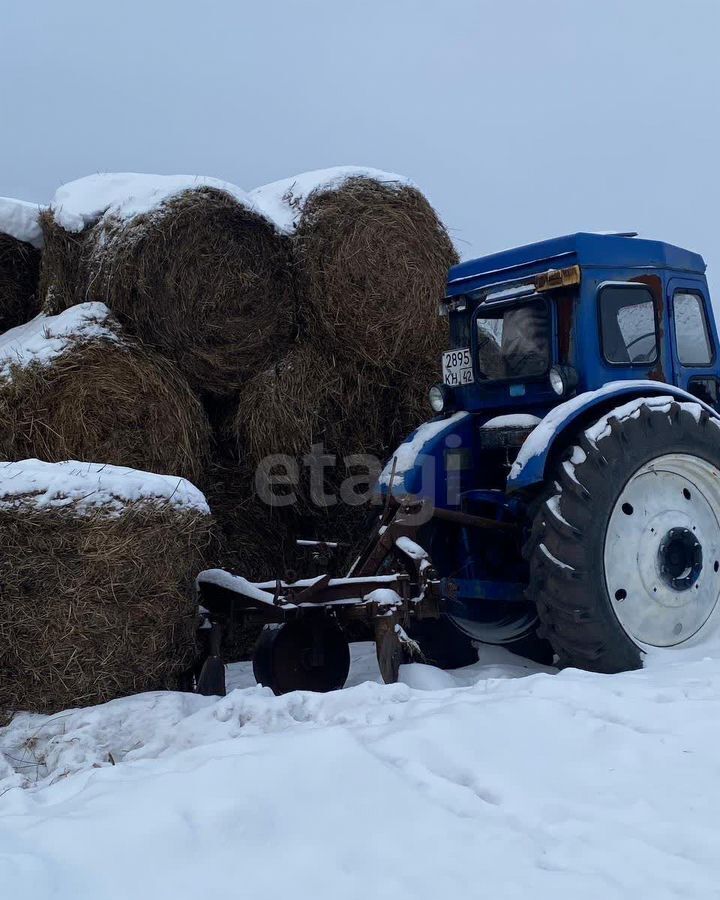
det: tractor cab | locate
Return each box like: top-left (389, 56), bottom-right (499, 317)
top-left (382, 232), bottom-right (718, 506)
top-left (438, 231), bottom-right (717, 418)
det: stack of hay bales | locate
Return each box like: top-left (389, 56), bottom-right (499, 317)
top-left (243, 168), bottom-right (456, 457)
top-left (0, 167), bottom-right (457, 682)
top-left (236, 168), bottom-right (458, 568)
top-left (0, 197), bottom-right (43, 331)
top-left (34, 169), bottom-right (456, 581)
top-left (36, 172), bottom-right (296, 587)
top-left (0, 460), bottom-right (212, 718)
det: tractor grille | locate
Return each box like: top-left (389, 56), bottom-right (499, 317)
top-left (477, 424), bottom-right (536, 450)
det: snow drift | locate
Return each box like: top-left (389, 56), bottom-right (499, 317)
top-left (2, 647), bottom-right (720, 899)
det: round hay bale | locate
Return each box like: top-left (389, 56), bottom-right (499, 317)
top-left (0, 460), bottom-right (212, 716)
top-left (73, 187), bottom-right (294, 396)
top-left (38, 208), bottom-right (87, 312)
top-left (234, 345), bottom-right (344, 464)
top-left (0, 234), bottom-right (41, 331)
top-left (234, 343), bottom-right (436, 470)
top-left (293, 176), bottom-right (456, 368)
top-left (0, 303), bottom-right (210, 483)
top-left (230, 343), bottom-right (439, 579)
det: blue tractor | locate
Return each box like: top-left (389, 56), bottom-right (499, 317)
top-left (198, 232), bottom-right (720, 695)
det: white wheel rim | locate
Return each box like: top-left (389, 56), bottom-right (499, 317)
top-left (604, 453), bottom-right (720, 647)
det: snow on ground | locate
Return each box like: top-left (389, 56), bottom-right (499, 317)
top-left (0, 196), bottom-right (44, 247)
top-left (51, 172), bottom-right (263, 232)
top-left (250, 166), bottom-right (414, 233)
top-left (0, 459), bottom-right (209, 515)
top-left (2, 642), bottom-right (720, 899)
top-left (0, 302), bottom-right (118, 378)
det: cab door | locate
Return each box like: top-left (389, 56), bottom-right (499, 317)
top-left (667, 276), bottom-right (719, 408)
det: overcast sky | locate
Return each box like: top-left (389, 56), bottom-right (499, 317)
top-left (2, 0), bottom-right (719, 290)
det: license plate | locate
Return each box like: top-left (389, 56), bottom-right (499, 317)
top-left (442, 347), bottom-right (474, 386)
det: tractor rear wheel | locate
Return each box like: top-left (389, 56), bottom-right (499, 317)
top-left (526, 397), bottom-right (720, 673)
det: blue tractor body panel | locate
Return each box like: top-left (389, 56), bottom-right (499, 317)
top-left (381, 232), bottom-right (720, 644)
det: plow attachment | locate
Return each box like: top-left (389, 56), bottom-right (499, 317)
top-left (196, 500), bottom-right (443, 695)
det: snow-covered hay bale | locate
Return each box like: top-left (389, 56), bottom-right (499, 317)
top-left (0, 198), bottom-right (43, 331)
top-left (44, 174), bottom-right (293, 396)
top-left (252, 168), bottom-right (457, 368)
top-left (38, 208), bottom-right (87, 311)
top-left (0, 303), bottom-right (210, 482)
top-left (0, 460), bottom-right (212, 717)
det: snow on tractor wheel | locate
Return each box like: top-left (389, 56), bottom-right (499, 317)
top-left (526, 397), bottom-right (720, 673)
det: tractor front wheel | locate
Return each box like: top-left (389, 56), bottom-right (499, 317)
top-left (526, 398), bottom-right (720, 673)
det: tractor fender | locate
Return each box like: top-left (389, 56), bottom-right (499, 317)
top-left (507, 379), bottom-right (720, 492)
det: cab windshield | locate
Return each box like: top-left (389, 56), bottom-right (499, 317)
top-left (475, 299), bottom-right (550, 381)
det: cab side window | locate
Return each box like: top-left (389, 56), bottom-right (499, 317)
top-left (600, 285), bottom-right (658, 364)
top-left (673, 291), bottom-right (713, 366)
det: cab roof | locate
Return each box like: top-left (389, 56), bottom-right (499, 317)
top-left (447, 232), bottom-right (706, 295)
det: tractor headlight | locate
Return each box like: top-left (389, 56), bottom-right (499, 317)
top-left (549, 365), bottom-right (579, 397)
top-left (549, 367), bottom-right (565, 396)
top-left (429, 383), bottom-right (450, 413)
